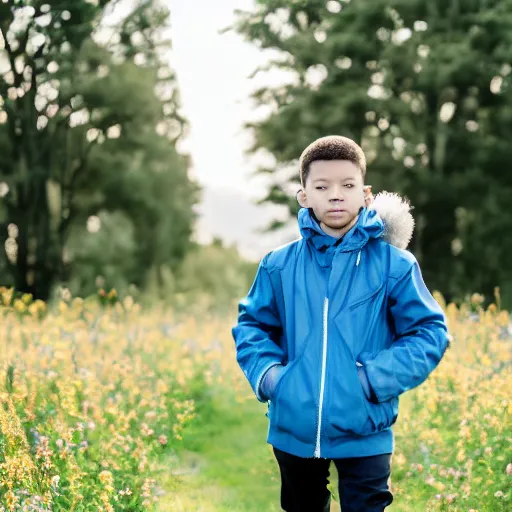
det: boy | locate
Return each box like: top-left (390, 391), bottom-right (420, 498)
top-left (232, 136), bottom-right (449, 512)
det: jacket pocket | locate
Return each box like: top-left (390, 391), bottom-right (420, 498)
top-left (270, 356), bottom-right (318, 444)
top-left (334, 284), bottom-right (386, 360)
top-left (325, 363), bottom-right (398, 439)
top-left (346, 283), bottom-right (384, 311)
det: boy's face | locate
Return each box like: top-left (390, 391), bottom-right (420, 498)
top-left (298, 160), bottom-right (365, 238)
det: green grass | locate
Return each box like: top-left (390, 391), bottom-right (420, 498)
top-left (157, 388), bottom-right (282, 511)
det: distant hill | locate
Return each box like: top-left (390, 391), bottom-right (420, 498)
top-left (194, 186), bottom-right (299, 261)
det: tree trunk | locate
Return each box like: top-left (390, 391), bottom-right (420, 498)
top-left (9, 173), bottom-right (58, 301)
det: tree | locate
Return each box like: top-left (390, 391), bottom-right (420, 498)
top-left (232, 0), bottom-right (512, 305)
top-left (0, 0), bottom-right (197, 300)
top-left (165, 240), bottom-right (259, 313)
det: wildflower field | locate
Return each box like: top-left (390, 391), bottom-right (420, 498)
top-left (0, 289), bottom-right (510, 511)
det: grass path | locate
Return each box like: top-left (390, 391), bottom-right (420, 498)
top-left (158, 390), bottom-right (283, 511)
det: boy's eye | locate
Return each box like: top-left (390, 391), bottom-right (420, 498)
top-left (315, 186), bottom-right (326, 190)
top-left (345, 184), bottom-right (354, 189)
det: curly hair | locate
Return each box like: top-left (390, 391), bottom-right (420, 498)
top-left (299, 135), bottom-right (366, 186)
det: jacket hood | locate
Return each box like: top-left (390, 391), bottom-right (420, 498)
top-left (369, 191), bottom-right (415, 250)
top-left (298, 191), bottom-right (415, 251)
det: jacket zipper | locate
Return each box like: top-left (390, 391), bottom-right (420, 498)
top-left (314, 297), bottom-right (329, 458)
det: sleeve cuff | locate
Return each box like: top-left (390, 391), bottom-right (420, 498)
top-left (357, 364), bottom-right (379, 404)
top-left (256, 362), bottom-right (282, 402)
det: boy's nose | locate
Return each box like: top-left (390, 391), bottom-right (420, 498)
top-left (329, 188), bottom-right (344, 201)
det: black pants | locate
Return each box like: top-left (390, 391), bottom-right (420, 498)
top-left (273, 447), bottom-right (393, 512)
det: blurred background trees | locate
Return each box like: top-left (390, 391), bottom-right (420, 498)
top-left (232, 0), bottom-right (512, 306)
top-left (0, 0), bottom-right (198, 301)
top-left (1, 0), bottom-right (512, 308)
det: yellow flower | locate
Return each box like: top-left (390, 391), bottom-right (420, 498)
top-left (394, 453), bottom-right (406, 466)
top-left (13, 299), bottom-right (25, 312)
top-left (471, 293), bottom-right (484, 305)
top-left (99, 470), bottom-right (113, 486)
top-left (21, 293), bottom-right (33, 304)
top-left (4, 490), bottom-right (19, 510)
top-left (2, 288), bottom-right (13, 306)
top-left (123, 296), bottom-right (134, 310)
top-left (72, 297), bottom-right (84, 310)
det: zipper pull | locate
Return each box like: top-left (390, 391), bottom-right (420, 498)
top-left (356, 250), bottom-right (361, 267)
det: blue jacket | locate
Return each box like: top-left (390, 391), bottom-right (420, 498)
top-left (232, 198), bottom-right (449, 459)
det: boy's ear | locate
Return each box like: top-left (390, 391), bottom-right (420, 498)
top-left (363, 185), bottom-right (374, 207)
top-left (296, 189), bottom-right (308, 208)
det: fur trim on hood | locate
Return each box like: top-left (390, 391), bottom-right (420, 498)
top-left (369, 192), bottom-right (415, 250)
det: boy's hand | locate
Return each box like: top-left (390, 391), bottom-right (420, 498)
top-left (260, 364), bottom-right (285, 401)
top-left (357, 364), bottom-right (372, 400)
top-left (364, 185), bottom-right (374, 206)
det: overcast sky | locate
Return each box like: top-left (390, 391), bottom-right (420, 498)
top-left (168, 0), bottom-right (262, 192)
top-left (167, 0), bottom-right (299, 259)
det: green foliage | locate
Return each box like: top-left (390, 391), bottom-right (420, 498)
top-left (0, 0), bottom-right (197, 300)
top-left (232, 0), bottom-right (512, 306)
top-left (176, 241), bottom-right (257, 307)
top-left (67, 210), bottom-right (138, 296)
top-left (144, 240), bottom-right (258, 314)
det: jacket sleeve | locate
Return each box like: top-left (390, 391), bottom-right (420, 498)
top-left (359, 258), bottom-right (450, 403)
top-left (232, 257), bottom-right (285, 402)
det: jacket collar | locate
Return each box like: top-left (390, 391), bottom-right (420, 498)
top-left (298, 207), bottom-right (384, 254)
